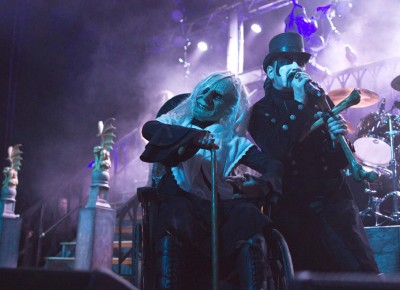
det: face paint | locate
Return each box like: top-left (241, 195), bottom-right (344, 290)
top-left (192, 78), bottom-right (237, 122)
top-left (269, 58), bottom-right (305, 91)
top-left (275, 56), bottom-right (307, 76)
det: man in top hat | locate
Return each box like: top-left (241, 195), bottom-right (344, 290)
top-left (248, 32), bottom-right (379, 273)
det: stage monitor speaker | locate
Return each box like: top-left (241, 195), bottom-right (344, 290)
top-left (0, 267), bottom-right (138, 290)
top-left (289, 271), bottom-right (400, 290)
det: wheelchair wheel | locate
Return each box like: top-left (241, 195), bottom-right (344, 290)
top-left (267, 228), bottom-right (294, 290)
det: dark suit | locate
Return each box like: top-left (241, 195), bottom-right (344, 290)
top-left (248, 85), bottom-right (379, 273)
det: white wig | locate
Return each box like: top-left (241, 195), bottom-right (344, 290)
top-left (163, 71), bottom-right (250, 136)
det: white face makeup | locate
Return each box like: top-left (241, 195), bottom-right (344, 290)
top-left (267, 57), bottom-right (306, 91)
top-left (192, 78), bottom-right (237, 122)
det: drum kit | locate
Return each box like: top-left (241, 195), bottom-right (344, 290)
top-left (330, 75), bottom-right (400, 226)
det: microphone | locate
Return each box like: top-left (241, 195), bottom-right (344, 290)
top-left (379, 98), bottom-right (386, 113)
top-left (304, 81), bottom-right (325, 98)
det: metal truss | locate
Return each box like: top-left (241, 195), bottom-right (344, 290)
top-left (145, 0), bottom-right (291, 55)
top-left (322, 56), bottom-right (400, 94)
top-left (239, 56), bottom-right (400, 100)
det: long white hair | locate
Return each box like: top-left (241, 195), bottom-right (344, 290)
top-left (162, 71), bottom-right (249, 137)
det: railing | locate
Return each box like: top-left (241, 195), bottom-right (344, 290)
top-left (18, 197), bottom-right (84, 267)
top-left (39, 205), bottom-right (82, 240)
top-left (321, 56), bottom-right (400, 94)
top-left (115, 194), bottom-right (141, 286)
top-left (17, 129), bottom-right (145, 270)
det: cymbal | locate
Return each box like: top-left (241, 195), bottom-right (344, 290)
top-left (345, 119), bottom-right (355, 134)
top-left (391, 75), bottom-right (400, 91)
top-left (328, 88), bottom-right (380, 108)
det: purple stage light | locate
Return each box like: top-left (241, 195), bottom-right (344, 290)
top-left (250, 23), bottom-right (262, 33)
top-left (197, 41), bottom-right (208, 52)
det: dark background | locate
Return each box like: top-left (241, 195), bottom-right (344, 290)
top-left (1, 0), bottom-right (400, 213)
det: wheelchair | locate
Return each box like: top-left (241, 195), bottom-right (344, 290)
top-left (135, 186), bottom-right (294, 290)
top-left (132, 93), bottom-right (294, 289)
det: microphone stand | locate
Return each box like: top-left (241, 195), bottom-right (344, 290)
top-left (306, 87), bottom-right (378, 183)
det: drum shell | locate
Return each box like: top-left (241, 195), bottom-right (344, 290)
top-left (362, 165), bottom-right (393, 197)
top-left (357, 113), bottom-right (386, 140)
top-left (357, 112), bottom-right (400, 145)
top-left (344, 165), bottom-right (393, 213)
top-left (354, 112), bottom-right (399, 167)
top-left (378, 190), bottom-right (400, 218)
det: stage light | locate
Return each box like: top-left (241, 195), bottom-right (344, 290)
top-left (250, 23), bottom-right (262, 33)
top-left (197, 41), bottom-right (208, 51)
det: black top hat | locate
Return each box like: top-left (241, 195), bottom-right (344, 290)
top-left (262, 32), bottom-right (311, 72)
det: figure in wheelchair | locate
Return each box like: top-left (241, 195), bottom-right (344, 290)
top-left (139, 72), bottom-right (291, 290)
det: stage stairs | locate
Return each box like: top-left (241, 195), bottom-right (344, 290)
top-left (43, 195), bottom-right (142, 285)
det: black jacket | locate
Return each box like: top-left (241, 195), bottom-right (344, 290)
top-left (248, 85), bottom-right (352, 206)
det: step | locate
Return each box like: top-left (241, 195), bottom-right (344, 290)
top-left (59, 241), bottom-right (76, 257)
top-left (44, 257), bottom-right (75, 270)
top-left (60, 241), bottom-right (133, 248)
top-left (45, 257), bottom-right (75, 262)
top-left (113, 241), bottom-right (133, 248)
top-left (113, 257), bottom-right (132, 265)
top-left (118, 210), bottom-right (143, 220)
top-left (44, 256), bottom-right (133, 265)
top-left (44, 256), bottom-right (135, 277)
top-left (60, 241), bottom-right (76, 247)
top-left (115, 226), bottom-right (134, 234)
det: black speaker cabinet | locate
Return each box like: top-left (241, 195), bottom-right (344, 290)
top-left (289, 271), bottom-right (400, 290)
top-left (0, 267), bottom-right (138, 290)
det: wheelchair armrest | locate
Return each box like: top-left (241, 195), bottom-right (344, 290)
top-left (137, 186), bottom-right (158, 203)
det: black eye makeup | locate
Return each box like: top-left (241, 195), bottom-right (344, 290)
top-left (276, 57), bottom-right (306, 68)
